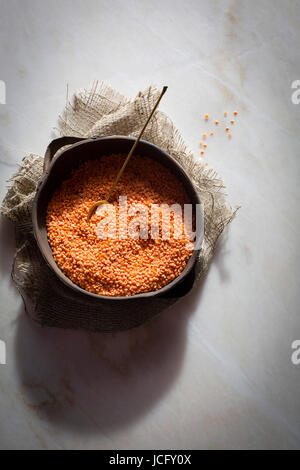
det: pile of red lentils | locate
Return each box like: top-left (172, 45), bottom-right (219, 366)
top-left (46, 154), bottom-right (193, 297)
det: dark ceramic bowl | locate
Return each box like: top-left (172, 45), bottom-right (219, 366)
top-left (32, 136), bottom-right (204, 301)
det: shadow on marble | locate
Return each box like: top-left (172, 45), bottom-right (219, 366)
top-left (7, 217), bottom-right (231, 435)
top-left (13, 271), bottom-right (208, 436)
top-left (212, 228), bottom-right (232, 283)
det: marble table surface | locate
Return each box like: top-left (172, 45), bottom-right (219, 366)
top-left (0, 0), bottom-right (300, 450)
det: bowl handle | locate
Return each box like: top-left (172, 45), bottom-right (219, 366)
top-left (44, 136), bottom-right (88, 172)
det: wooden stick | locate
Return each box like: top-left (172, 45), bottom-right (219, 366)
top-left (87, 86), bottom-right (168, 222)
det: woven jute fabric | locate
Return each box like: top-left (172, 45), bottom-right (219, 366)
top-left (1, 82), bottom-right (237, 332)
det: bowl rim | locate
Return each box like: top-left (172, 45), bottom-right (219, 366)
top-left (32, 135), bottom-right (204, 301)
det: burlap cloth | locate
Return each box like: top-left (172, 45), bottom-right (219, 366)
top-left (1, 82), bottom-right (237, 332)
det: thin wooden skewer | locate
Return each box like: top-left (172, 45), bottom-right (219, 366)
top-left (87, 86), bottom-right (168, 222)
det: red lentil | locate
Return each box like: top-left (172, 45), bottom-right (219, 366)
top-left (46, 155), bottom-right (193, 297)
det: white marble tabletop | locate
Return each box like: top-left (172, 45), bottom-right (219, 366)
top-left (0, 0), bottom-right (300, 450)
